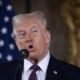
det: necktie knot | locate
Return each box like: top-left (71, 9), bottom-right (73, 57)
top-left (30, 64), bottom-right (41, 72)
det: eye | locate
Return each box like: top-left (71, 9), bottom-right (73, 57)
top-left (17, 31), bottom-right (26, 38)
top-left (32, 28), bottom-right (38, 32)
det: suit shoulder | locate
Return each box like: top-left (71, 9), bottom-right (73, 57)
top-left (50, 55), bottom-right (80, 71)
top-left (57, 58), bottom-right (80, 70)
top-left (47, 55), bottom-right (80, 79)
top-left (0, 60), bottom-right (19, 68)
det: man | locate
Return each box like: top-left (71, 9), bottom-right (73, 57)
top-left (0, 11), bottom-right (80, 80)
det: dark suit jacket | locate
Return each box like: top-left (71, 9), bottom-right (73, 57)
top-left (0, 54), bottom-right (80, 80)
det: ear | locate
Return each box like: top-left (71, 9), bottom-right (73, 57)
top-left (45, 30), bottom-right (51, 44)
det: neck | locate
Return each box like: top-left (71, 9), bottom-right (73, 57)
top-left (27, 58), bottom-right (38, 64)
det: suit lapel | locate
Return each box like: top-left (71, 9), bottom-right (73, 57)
top-left (45, 55), bottom-right (64, 80)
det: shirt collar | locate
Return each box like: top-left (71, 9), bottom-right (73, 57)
top-left (38, 51), bottom-right (50, 73)
top-left (23, 51), bottom-right (50, 73)
top-left (23, 59), bottom-right (33, 72)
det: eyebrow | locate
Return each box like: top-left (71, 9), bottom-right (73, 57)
top-left (17, 30), bottom-right (25, 33)
top-left (31, 25), bottom-right (38, 28)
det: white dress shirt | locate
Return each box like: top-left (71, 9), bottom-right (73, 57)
top-left (22, 51), bottom-right (50, 80)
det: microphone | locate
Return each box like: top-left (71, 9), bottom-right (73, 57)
top-left (20, 49), bottom-right (29, 60)
top-left (19, 48), bottom-right (38, 64)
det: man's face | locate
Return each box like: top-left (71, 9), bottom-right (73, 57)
top-left (14, 18), bottom-right (51, 62)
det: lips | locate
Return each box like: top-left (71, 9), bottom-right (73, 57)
top-left (27, 44), bottom-right (34, 52)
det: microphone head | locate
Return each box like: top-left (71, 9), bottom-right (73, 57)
top-left (20, 49), bottom-right (29, 59)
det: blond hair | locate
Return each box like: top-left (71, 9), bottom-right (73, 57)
top-left (12, 11), bottom-right (47, 28)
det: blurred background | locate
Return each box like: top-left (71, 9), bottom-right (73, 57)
top-left (0, 0), bottom-right (80, 67)
top-left (11, 0), bottom-right (80, 67)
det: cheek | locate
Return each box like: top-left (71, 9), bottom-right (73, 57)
top-left (34, 35), bottom-right (46, 51)
top-left (36, 40), bottom-right (46, 58)
top-left (15, 40), bottom-right (21, 50)
top-left (15, 39), bottom-right (26, 50)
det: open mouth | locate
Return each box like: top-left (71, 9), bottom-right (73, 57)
top-left (27, 45), bottom-right (34, 52)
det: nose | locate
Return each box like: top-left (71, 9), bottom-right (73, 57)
top-left (25, 33), bottom-right (33, 43)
